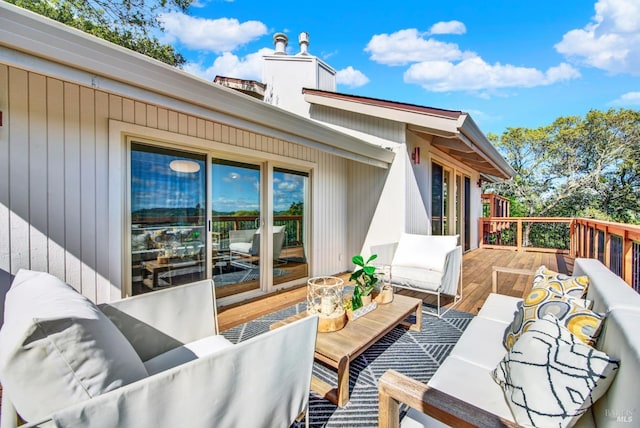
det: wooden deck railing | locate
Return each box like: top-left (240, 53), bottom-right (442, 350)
top-left (480, 217), bottom-right (640, 291)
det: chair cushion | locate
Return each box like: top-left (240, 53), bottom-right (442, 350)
top-left (492, 315), bottom-right (619, 428)
top-left (0, 270), bottom-right (148, 422)
top-left (229, 242), bottom-right (253, 253)
top-left (392, 233), bottom-right (458, 272)
top-left (503, 287), bottom-right (604, 350)
top-left (144, 335), bottom-right (234, 375)
top-left (391, 265), bottom-right (442, 291)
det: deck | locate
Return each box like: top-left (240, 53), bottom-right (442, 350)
top-left (217, 248), bottom-right (575, 331)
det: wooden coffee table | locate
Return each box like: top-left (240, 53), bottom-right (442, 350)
top-left (270, 293), bottom-right (422, 407)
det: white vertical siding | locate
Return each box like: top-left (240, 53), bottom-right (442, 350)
top-left (0, 64), bottom-right (10, 314)
top-left (0, 64), bottom-right (379, 304)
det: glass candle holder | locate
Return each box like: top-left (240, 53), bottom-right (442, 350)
top-left (307, 276), bottom-right (344, 316)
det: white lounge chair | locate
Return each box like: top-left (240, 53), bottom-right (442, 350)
top-left (229, 225), bottom-right (286, 267)
top-left (373, 233), bottom-right (463, 317)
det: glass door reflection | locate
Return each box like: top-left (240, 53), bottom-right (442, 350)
top-left (130, 143), bottom-right (206, 295)
top-left (273, 168), bottom-right (309, 286)
top-left (211, 159), bottom-right (261, 298)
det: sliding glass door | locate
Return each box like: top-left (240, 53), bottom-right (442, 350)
top-left (211, 159), bottom-right (262, 298)
top-left (273, 168), bottom-right (309, 285)
top-left (130, 143), bottom-right (206, 295)
top-left (431, 162), bottom-right (450, 235)
top-left (128, 142), bottom-right (311, 298)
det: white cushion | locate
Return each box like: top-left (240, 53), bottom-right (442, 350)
top-left (492, 315), bottom-right (619, 428)
top-left (476, 293), bottom-right (521, 323)
top-left (428, 356), bottom-right (514, 421)
top-left (391, 265), bottom-right (442, 291)
top-left (229, 242), bottom-right (253, 253)
top-left (392, 233), bottom-right (458, 272)
top-left (448, 316), bottom-right (509, 370)
top-left (144, 334), bottom-right (234, 375)
top-left (0, 270), bottom-right (148, 421)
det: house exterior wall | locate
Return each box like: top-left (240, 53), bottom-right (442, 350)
top-left (0, 63), bottom-right (369, 309)
top-left (307, 105), bottom-right (431, 252)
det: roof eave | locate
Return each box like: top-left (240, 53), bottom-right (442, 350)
top-left (0, 2), bottom-right (393, 167)
top-left (458, 114), bottom-right (515, 179)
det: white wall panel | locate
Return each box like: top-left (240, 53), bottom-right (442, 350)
top-left (0, 64), bottom-right (11, 319)
top-left (47, 78), bottom-right (66, 282)
top-left (28, 73), bottom-right (49, 273)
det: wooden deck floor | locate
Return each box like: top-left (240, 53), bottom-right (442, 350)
top-left (217, 248), bottom-right (575, 332)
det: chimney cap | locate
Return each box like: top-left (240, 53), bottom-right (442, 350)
top-left (298, 32), bottom-right (310, 55)
top-left (273, 32), bottom-right (288, 55)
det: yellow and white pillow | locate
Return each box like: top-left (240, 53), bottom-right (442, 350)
top-left (504, 287), bottom-right (604, 350)
top-left (532, 265), bottom-right (589, 298)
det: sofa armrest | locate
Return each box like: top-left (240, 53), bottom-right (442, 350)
top-left (378, 370), bottom-right (519, 428)
top-left (491, 266), bottom-right (536, 295)
top-left (26, 316), bottom-right (319, 428)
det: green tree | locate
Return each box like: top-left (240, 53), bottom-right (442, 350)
top-left (487, 108), bottom-right (640, 224)
top-left (8, 0), bottom-right (189, 66)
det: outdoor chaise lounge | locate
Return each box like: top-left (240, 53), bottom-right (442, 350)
top-left (379, 258), bottom-right (640, 427)
top-left (0, 270), bottom-right (318, 428)
top-left (373, 233), bottom-right (463, 317)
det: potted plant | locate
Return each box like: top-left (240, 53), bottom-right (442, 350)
top-left (350, 254), bottom-right (379, 309)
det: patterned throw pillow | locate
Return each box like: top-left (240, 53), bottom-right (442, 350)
top-left (532, 265), bottom-right (589, 298)
top-left (493, 315), bottom-right (619, 428)
top-left (503, 287), bottom-right (604, 350)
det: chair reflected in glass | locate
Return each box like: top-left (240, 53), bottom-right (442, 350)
top-left (228, 225), bottom-right (286, 269)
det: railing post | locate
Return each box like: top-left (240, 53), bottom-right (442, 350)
top-left (516, 219), bottom-right (523, 252)
top-left (623, 229), bottom-right (633, 285)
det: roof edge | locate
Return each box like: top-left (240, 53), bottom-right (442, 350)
top-left (0, 2), bottom-right (393, 167)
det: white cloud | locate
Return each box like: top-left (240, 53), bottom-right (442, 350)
top-left (610, 91), bottom-right (640, 106)
top-left (367, 26), bottom-right (581, 94)
top-left (555, 0), bottom-right (640, 75)
top-left (365, 29), bottom-right (465, 66)
top-left (429, 20), bottom-right (466, 35)
top-left (336, 66), bottom-right (369, 88)
top-left (184, 48), bottom-right (273, 81)
top-left (404, 57), bottom-right (580, 92)
top-left (160, 12), bottom-right (267, 53)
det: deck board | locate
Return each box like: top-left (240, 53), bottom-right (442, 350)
top-left (217, 248), bottom-right (575, 331)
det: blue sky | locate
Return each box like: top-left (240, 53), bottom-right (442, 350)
top-left (158, 0), bottom-right (640, 135)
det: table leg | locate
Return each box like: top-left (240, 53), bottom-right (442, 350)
top-left (411, 303), bottom-right (422, 332)
top-left (336, 355), bottom-right (350, 407)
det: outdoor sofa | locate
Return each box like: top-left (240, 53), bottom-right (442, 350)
top-left (0, 271), bottom-right (318, 428)
top-left (379, 258), bottom-right (640, 427)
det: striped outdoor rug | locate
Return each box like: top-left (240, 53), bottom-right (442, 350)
top-left (221, 300), bottom-right (474, 428)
